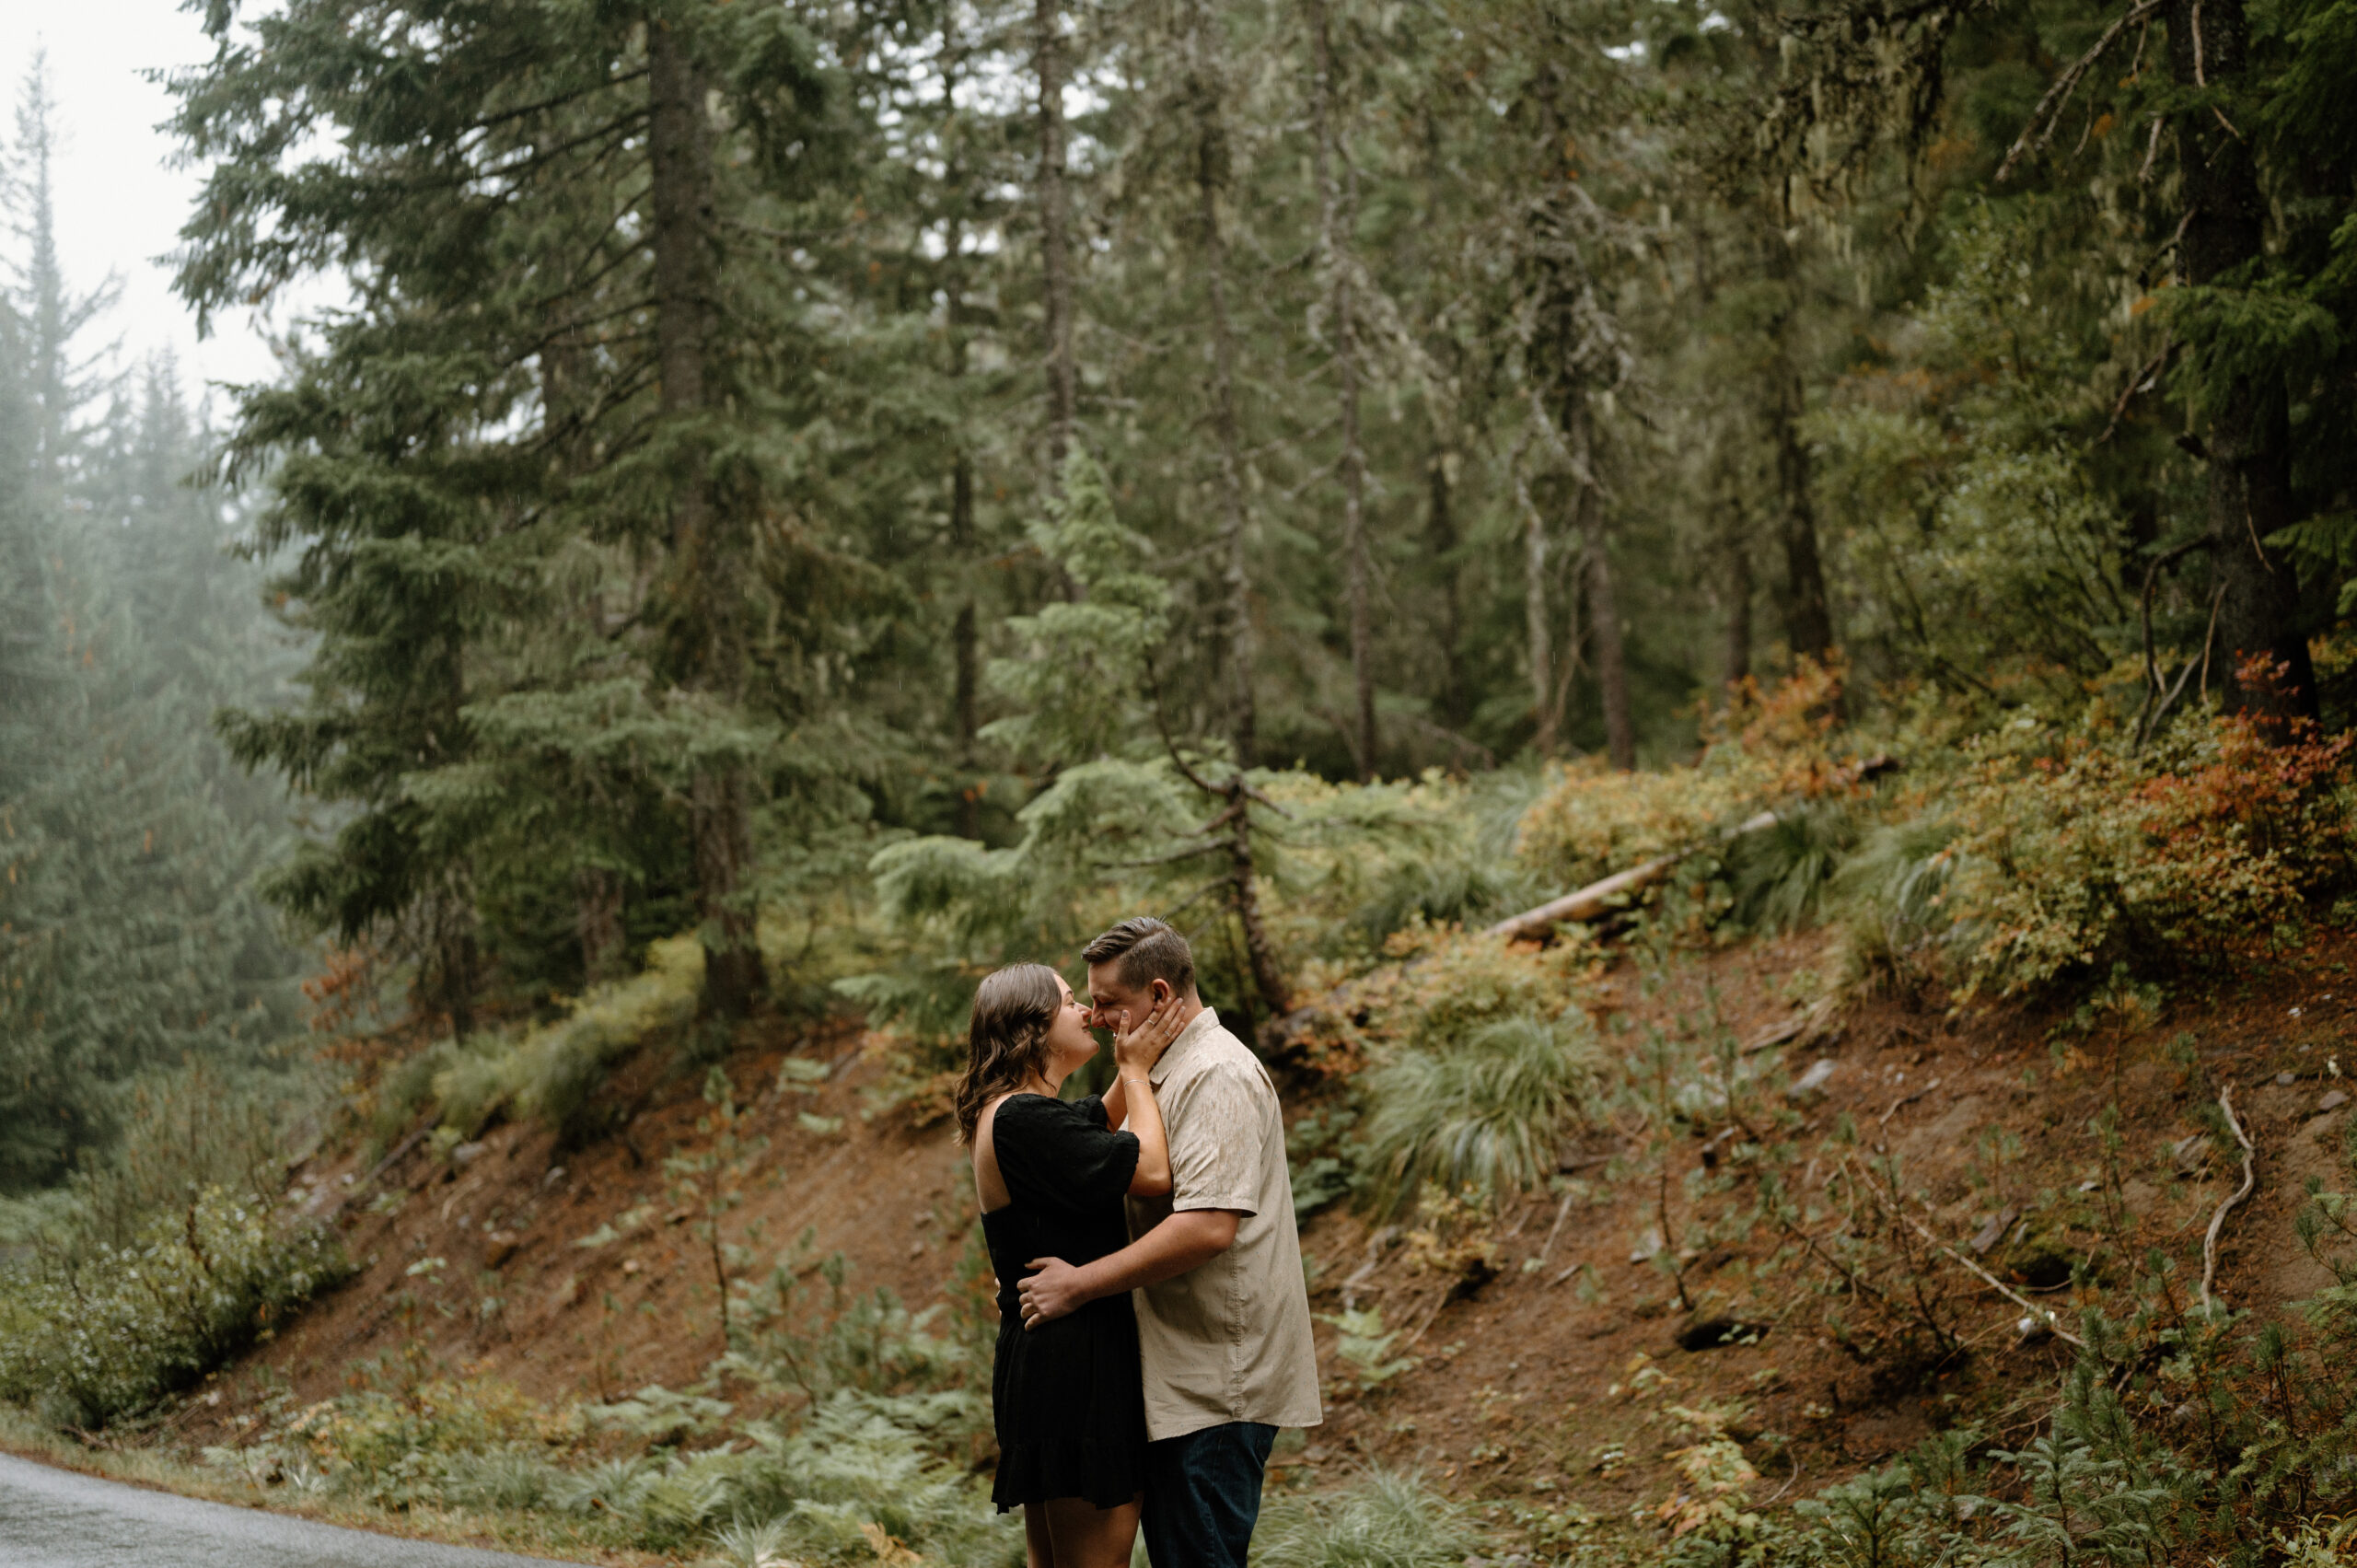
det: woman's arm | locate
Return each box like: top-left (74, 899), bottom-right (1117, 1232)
top-left (1110, 1005), bottom-right (1181, 1197)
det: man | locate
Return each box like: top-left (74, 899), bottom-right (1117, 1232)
top-left (1017, 916), bottom-right (1321, 1568)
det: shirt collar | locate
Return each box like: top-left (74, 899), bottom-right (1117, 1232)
top-left (1150, 1006), bottom-right (1221, 1086)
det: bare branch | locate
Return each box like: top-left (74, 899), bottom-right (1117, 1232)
top-left (2200, 1085), bottom-right (2258, 1315)
top-left (1996, 0), bottom-right (2168, 182)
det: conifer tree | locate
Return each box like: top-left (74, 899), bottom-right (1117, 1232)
top-left (173, 0), bottom-right (863, 1016)
top-left (1304, 0), bottom-right (1377, 778)
top-left (0, 84), bottom-right (303, 1186)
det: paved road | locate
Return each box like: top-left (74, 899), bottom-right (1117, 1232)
top-left (0, 1452), bottom-right (583, 1567)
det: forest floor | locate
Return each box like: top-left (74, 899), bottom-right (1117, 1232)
top-left (109, 925), bottom-right (2357, 1560)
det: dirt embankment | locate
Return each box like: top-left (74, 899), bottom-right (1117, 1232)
top-left (1305, 934), bottom-right (2357, 1511)
top-left (188, 933), bottom-right (2357, 1515)
top-left (194, 1022), bottom-right (976, 1430)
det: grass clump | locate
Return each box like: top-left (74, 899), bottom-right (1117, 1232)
top-left (1252, 1469), bottom-right (1481, 1568)
top-left (1359, 1013), bottom-right (1598, 1214)
top-left (1724, 802), bottom-right (1856, 934)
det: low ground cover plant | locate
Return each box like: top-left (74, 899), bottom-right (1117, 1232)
top-left (0, 1067), bottom-right (351, 1427)
top-left (0, 1186), bottom-right (349, 1426)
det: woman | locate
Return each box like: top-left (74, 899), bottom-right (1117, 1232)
top-left (957, 963), bottom-right (1185, 1568)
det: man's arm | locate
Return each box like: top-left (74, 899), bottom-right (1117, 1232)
top-left (1017, 1209), bottom-right (1241, 1329)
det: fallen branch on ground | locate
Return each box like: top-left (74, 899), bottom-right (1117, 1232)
top-left (320, 1120), bottom-right (434, 1220)
top-left (1484, 756), bottom-right (1895, 943)
top-left (1534, 1187), bottom-right (1576, 1270)
top-left (2200, 1085), bottom-right (2258, 1315)
top-left (1485, 811), bottom-right (1776, 942)
top-left (1853, 1157), bottom-right (2088, 1348)
top-left (1920, 1225), bottom-right (2087, 1350)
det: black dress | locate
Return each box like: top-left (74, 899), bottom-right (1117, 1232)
top-left (982, 1092), bottom-right (1149, 1513)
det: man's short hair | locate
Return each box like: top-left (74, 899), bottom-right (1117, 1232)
top-left (1083, 916), bottom-right (1196, 997)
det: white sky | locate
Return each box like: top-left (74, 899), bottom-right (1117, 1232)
top-left (1, 4), bottom-right (298, 397)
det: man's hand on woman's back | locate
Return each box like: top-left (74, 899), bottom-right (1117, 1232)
top-left (1016, 1209), bottom-right (1242, 1329)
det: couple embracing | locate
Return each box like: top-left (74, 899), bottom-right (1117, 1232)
top-left (957, 917), bottom-right (1321, 1568)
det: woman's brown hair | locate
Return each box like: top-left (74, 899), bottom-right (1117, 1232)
top-left (953, 964), bottom-right (1064, 1144)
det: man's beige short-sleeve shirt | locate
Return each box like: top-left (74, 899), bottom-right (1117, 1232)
top-left (1126, 1008), bottom-right (1323, 1442)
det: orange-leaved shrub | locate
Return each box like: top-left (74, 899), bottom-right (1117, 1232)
top-left (1928, 682), bottom-right (2356, 997)
top-left (1515, 661), bottom-right (1862, 891)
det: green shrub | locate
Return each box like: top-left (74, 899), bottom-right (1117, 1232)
top-left (748, 1390), bottom-right (1017, 1565)
top-left (1318, 1307), bottom-right (1419, 1395)
top-left (209, 1358), bottom-right (1010, 1562)
top-left (1359, 1013), bottom-right (1598, 1214)
top-left (1515, 663), bottom-right (1849, 892)
top-left (187, 1235), bottom-right (1013, 1564)
top-left (0, 1187), bottom-right (351, 1424)
top-left (721, 1242), bottom-right (982, 1413)
top-left (1827, 711), bottom-right (2357, 1002)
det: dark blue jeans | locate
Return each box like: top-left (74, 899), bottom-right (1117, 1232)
top-left (1141, 1421), bottom-right (1276, 1568)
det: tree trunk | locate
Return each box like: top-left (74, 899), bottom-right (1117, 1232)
top-left (1224, 784), bottom-right (1291, 1020)
top-left (1764, 231), bottom-right (1835, 665)
top-left (1585, 534), bottom-right (1634, 769)
top-left (1720, 502), bottom-right (1753, 703)
top-left (1306, 0), bottom-right (1375, 779)
top-left (1034, 0), bottom-right (1077, 479)
top-left (1188, 0), bottom-right (1257, 769)
top-left (1428, 448), bottom-right (1467, 732)
top-left (543, 331), bottom-right (633, 979)
top-left (2165, 0), bottom-right (2316, 721)
top-left (1518, 466), bottom-right (1555, 756)
top-left (943, 15), bottom-right (984, 835)
top-left (426, 877), bottom-right (481, 1041)
top-left (575, 866), bottom-right (625, 986)
top-left (1563, 397), bottom-right (1632, 770)
top-left (649, 17), bottom-right (763, 1016)
top-left (1771, 361), bottom-right (1834, 664)
top-left (951, 456), bottom-right (981, 839)
top-left (1582, 504), bottom-right (1634, 771)
top-left (689, 767), bottom-right (760, 1014)
top-left (546, 326), bottom-right (636, 979)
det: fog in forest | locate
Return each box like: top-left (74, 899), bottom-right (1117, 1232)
top-left (2, 2), bottom-right (2356, 1562)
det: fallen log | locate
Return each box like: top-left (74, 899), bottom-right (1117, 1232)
top-left (1484, 810), bottom-right (1776, 942)
top-left (1483, 754), bottom-right (1897, 944)
top-left (1261, 756), bottom-right (1894, 1055)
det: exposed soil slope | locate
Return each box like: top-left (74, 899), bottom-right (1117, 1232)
top-left (185, 932), bottom-right (2357, 1533)
top-left (194, 1022), bottom-right (973, 1428)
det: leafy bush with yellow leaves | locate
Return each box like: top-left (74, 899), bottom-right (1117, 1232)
top-left (1840, 700), bottom-right (2357, 999)
top-left (1515, 662), bottom-right (1853, 892)
top-left (1330, 920), bottom-right (1599, 1061)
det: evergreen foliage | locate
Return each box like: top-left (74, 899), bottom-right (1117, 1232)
top-left (96, 0), bottom-right (2355, 1055)
top-left (0, 57), bottom-right (308, 1190)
